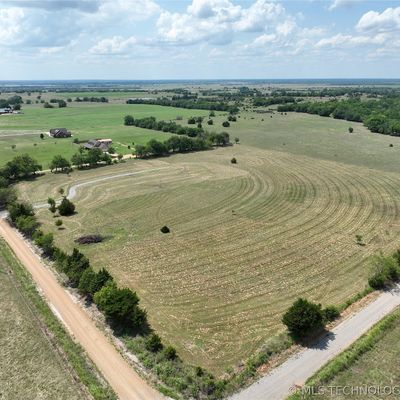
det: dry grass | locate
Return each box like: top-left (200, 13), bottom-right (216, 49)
top-left (0, 240), bottom-right (85, 400)
top-left (21, 141), bottom-right (400, 374)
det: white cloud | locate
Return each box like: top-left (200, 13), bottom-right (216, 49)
top-left (357, 7), bottom-right (400, 32)
top-left (89, 36), bottom-right (138, 54)
top-left (328, 0), bottom-right (361, 11)
top-left (0, 7), bottom-right (24, 43)
top-left (156, 0), bottom-right (286, 45)
top-left (316, 33), bottom-right (387, 48)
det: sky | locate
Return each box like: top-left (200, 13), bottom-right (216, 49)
top-left (0, 0), bottom-right (399, 80)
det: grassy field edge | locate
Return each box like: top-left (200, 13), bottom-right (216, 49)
top-left (0, 238), bottom-right (117, 400)
top-left (287, 304), bottom-right (400, 399)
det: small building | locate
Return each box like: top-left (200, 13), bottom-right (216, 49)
top-left (84, 139), bottom-right (112, 152)
top-left (0, 107), bottom-right (12, 114)
top-left (50, 128), bottom-right (72, 138)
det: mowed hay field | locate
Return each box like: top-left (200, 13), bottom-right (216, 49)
top-left (0, 240), bottom-right (84, 400)
top-left (18, 111), bottom-right (400, 374)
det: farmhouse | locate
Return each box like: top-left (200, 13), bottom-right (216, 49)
top-left (84, 139), bottom-right (112, 152)
top-left (49, 128), bottom-right (72, 138)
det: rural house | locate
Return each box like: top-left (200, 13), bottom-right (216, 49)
top-left (84, 139), bottom-right (112, 152)
top-left (49, 128), bottom-right (72, 138)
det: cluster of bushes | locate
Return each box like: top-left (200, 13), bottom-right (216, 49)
top-left (282, 298), bottom-right (340, 340)
top-left (0, 95), bottom-right (23, 108)
top-left (278, 97), bottom-right (400, 136)
top-left (135, 132), bottom-right (230, 158)
top-left (71, 148), bottom-right (112, 169)
top-left (49, 98), bottom-right (67, 108)
top-left (126, 97), bottom-right (239, 113)
top-left (75, 97), bottom-right (108, 103)
top-left (368, 253), bottom-right (400, 289)
top-left (124, 115), bottom-right (203, 137)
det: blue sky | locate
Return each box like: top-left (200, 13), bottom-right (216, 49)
top-left (0, 0), bottom-right (399, 79)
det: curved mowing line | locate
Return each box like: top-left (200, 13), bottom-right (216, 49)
top-left (33, 167), bottom-right (170, 209)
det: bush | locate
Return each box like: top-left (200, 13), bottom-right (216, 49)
top-left (282, 298), bottom-right (324, 339)
top-left (222, 121), bottom-right (230, 127)
top-left (34, 232), bottom-right (55, 257)
top-left (323, 306), bottom-right (340, 322)
top-left (15, 215), bottom-right (39, 237)
top-left (231, 157), bottom-right (237, 164)
top-left (58, 197), bottom-right (75, 216)
top-left (207, 119), bottom-right (213, 125)
top-left (94, 284), bottom-right (147, 330)
top-left (348, 127), bottom-right (354, 133)
top-left (124, 115), bottom-right (134, 126)
top-left (145, 333), bottom-right (163, 352)
top-left (8, 201), bottom-right (34, 223)
top-left (368, 254), bottom-right (400, 289)
top-left (55, 219), bottom-right (63, 228)
top-left (160, 226), bottom-right (170, 234)
top-left (163, 346), bottom-right (177, 360)
top-left (0, 187), bottom-right (17, 210)
top-left (79, 267), bottom-right (113, 298)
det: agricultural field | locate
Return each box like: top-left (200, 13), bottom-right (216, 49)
top-left (0, 103), bottom-right (209, 167)
top-left (0, 239), bottom-right (85, 400)
top-left (16, 109), bottom-right (400, 374)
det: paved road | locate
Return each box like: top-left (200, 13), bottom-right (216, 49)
top-left (231, 286), bottom-right (400, 400)
top-left (0, 219), bottom-right (163, 400)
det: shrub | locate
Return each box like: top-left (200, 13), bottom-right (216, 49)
top-left (368, 254), bottom-right (400, 289)
top-left (323, 306), bottom-right (340, 322)
top-left (348, 127), bottom-right (354, 133)
top-left (124, 115), bottom-right (134, 126)
top-left (163, 346), bottom-right (177, 360)
top-left (160, 226), bottom-right (170, 234)
top-left (94, 284), bottom-right (146, 329)
top-left (231, 158), bottom-right (237, 164)
top-left (55, 219), bottom-right (63, 228)
top-left (8, 201), bottom-right (34, 223)
top-left (34, 232), bottom-right (55, 257)
top-left (282, 298), bottom-right (324, 339)
top-left (222, 121), bottom-right (230, 127)
top-left (207, 119), bottom-right (213, 125)
top-left (188, 117), bottom-right (196, 124)
top-left (15, 215), bottom-right (39, 237)
top-left (145, 333), bottom-right (163, 352)
top-left (58, 197), bottom-right (75, 216)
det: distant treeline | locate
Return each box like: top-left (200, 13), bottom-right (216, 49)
top-left (74, 97), bottom-right (109, 103)
top-left (278, 97), bottom-right (400, 136)
top-left (126, 97), bottom-right (239, 113)
top-left (253, 96), bottom-right (296, 107)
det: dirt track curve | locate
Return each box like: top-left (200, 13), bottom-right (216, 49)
top-left (0, 218), bottom-right (163, 400)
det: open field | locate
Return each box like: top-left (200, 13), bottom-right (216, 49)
top-left (0, 103), bottom-right (209, 167)
top-left (0, 239), bottom-right (85, 400)
top-left (16, 109), bottom-right (400, 373)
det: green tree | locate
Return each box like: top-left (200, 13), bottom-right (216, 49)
top-left (49, 155), bottom-right (71, 173)
top-left (0, 187), bottom-right (17, 210)
top-left (282, 298), bottom-right (324, 339)
top-left (58, 197), bottom-right (75, 216)
top-left (15, 215), bottom-right (39, 237)
top-left (34, 232), bottom-right (55, 257)
top-left (124, 115), bottom-right (134, 125)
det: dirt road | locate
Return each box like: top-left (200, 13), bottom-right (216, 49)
top-left (231, 285), bottom-right (400, 400)
top-left (0, 218), bottom-right (163, 400)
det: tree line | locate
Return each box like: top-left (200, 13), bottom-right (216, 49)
top-left (277, 97), bottom-right (400, 136)
top-left (135, 132), bottom-right (230, 158)
top-left (126, 97), bottom-right (239, 113)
